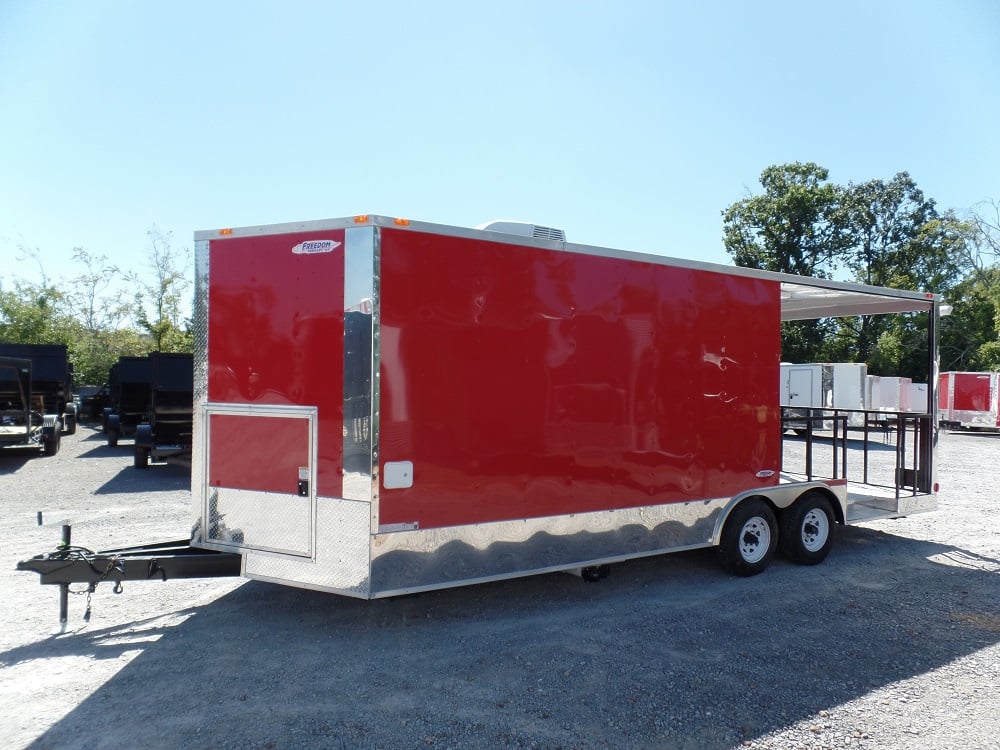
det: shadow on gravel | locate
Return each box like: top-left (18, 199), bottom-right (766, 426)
top-left (12, 525), bottom-right (1000, 750)
top-left (92, 462), bottom-right (191, 494)
top-left (77, 443), bottom-right (130, 458)
top-left (78, 428), bottom-right (111, 443)
top-left (0, 450), bottom-right (42, 472)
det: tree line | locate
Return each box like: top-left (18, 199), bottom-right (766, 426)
top-left (0, 228), bottom-right (192, 385)
top-left (723, 163), bottom-right (1000, 380)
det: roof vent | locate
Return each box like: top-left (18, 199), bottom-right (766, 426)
top-left (476, 220), bottom-right (566, 242)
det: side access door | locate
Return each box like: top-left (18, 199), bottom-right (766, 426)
top-left (196, 229), bottom-right (346, 561)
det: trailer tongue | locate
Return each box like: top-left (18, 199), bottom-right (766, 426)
top-left (17, 214), bottom-right (943, 626)
top-left (17, 525), bottom-right (241, 633)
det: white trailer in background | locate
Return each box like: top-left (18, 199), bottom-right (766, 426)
top-left (868, 377), bottom-right (931, 414)
top-left (781, 362), bottom-right (868, 428)
top-left (868, 375), bottom-right (913, 412)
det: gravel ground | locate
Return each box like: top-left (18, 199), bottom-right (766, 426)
top-left (1, 422), bottom-right (998, 750)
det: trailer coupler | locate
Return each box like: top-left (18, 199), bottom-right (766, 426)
top-left (17, 525), bottom-right (242, 634)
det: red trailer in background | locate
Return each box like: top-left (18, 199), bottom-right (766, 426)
top-left (19, 215), bottom-right (944, 616)
top-left (939, 371), bottom-right (1000, 431)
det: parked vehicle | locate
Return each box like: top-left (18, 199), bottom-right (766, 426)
top-left (0, 343), bottom-right (77, 438)
top-left (938, 371), bottom-right (999, 431)
top-left (0, 355), bottom-right (62, 455)
top-left (781, 362), bottom-right (869, 430)
top-left (75, 383), bottom-right (112, 421)
top-left (134, 352), bottom-right (193, 468)
top-left (105, 356), bottom-right (153, 446)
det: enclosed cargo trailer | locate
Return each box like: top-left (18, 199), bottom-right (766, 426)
top-left (780, 362), bottom-right (868, 429)
top-left (184, 215), bottom-right (941, 598)
top-left (18, 215), bottom-right (944, 620)
top-left (938, 371), bottom-right (999, 430)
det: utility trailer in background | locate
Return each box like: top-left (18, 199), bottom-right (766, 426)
top-left (134, 352), bottom-right (194, 468)
top-left (19, 214), bottom-right (944, 621)
top-left (938, 371), bottom-right (1000, 431)
top-left (0, 356), bottom-right (62, 455)
top-left (105, 356), bottom-right (153, 447)
top-left (0, 343), bottom-right (77, 437)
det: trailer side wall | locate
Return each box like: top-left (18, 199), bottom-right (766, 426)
top-left (376, 228), bottom-right (782, 530)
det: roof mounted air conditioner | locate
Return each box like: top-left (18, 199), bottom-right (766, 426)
top-left (476, 220), bottom-right (566, 242)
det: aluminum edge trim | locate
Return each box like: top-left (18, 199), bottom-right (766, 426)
top-left (191, 238), bottom-right (210, 545)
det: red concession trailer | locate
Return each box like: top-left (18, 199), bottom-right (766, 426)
top-left (18, 214), bottom-right (944, 622)
top-left (180, 215), bottom-right (942, 598)
top-left (938, 371), bottom-right (1000, 430)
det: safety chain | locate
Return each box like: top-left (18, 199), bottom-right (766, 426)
top-left (82, 554), bottom-right (124, 623)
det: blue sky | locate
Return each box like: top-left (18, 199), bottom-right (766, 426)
top-left (1, 0), bottom-right (998, 288)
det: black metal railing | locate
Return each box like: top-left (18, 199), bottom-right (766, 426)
top-left (781, 408), bottom-right (934, 498)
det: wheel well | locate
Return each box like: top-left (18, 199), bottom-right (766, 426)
top-left (712, 494), bottom-right (777, 546)
top-left (713, 487), bottom-right (845, 546)
top-left (793, 488), bottom-right (845, 525)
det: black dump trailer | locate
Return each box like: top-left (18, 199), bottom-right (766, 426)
top-left (76, 382), bottom-right (112, 421)
top-left (0, 343), bottom-right (77, 439)
top-left (105, 356), bottom-right (153, 447)
top-left (0, 355), bottom-right (65, 455)
top-left (134, 352), bottom-right (193, 468)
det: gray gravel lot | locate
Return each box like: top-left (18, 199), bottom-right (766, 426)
top-left (1, 422), bottom-right (998, 750)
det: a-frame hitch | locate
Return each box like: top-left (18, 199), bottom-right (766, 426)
top-left (17, 524), bottom-right (242, 633)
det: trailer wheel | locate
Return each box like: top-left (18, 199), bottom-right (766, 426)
top-left (43, 431), bottom-right (60, 456)
top-left (134, 446), bottom-right (149, 469)
top-left (779, 492), bottom-right (835, 565)
top-left (718, 498), bottom-right (777, 577)
top-left (107, 428), bottom-right (119, 447)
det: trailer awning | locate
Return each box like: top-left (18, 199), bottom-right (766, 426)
top-left (779, 281), bottom-right (937, 321)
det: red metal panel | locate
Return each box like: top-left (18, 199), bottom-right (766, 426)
top-left (209, 413), bottom-right (308, 495)
top-left (938, 373), bottom-right (951, 412)
top-left (952, 373), bottom-right (991, 412)
top-left (207, 231), bottom-right (344, 495)
top-left (377, 229), bottom-right (781, 530)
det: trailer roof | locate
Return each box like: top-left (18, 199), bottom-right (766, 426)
top-left (776, 280), bottom-right (936, 320)
top-left (196, 214), bottom-right (940, 321)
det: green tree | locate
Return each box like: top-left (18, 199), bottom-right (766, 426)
top-left (0, 279), bottom-right (77, 344)
top-left (723, 163), bottom-right (849, 362)
top-left (724, 165), bottom-right (973, 377)
top-left (130, 228), bottom-right (193, 353)
top-left (938, 269), bottom-right (1000, 371)
top-left (829, 176), bottom-right (968, 372)
top-left (62, 247), bottom-right (142, 384)
top-left (723, 162), bottom-right (847, 277)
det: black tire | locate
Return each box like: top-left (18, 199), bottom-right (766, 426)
top-left (718, 498), bottom-right (778, 577)
top-left (779, 492), bottom-right (836, 565)
top-left (43, 432), bottom-right (60, 456)
top-left (107, 428), bottom-right (119, 448)
top-left (65, 414), bottom-right (77, 435)
top-left (134, 446), bottom-right (149, 469)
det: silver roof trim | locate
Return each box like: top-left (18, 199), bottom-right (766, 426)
top-left (195, 215), bottom-right (939, 320)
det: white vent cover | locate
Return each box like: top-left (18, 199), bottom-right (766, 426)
top-left (476, 220), bottom-right (566, 242)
